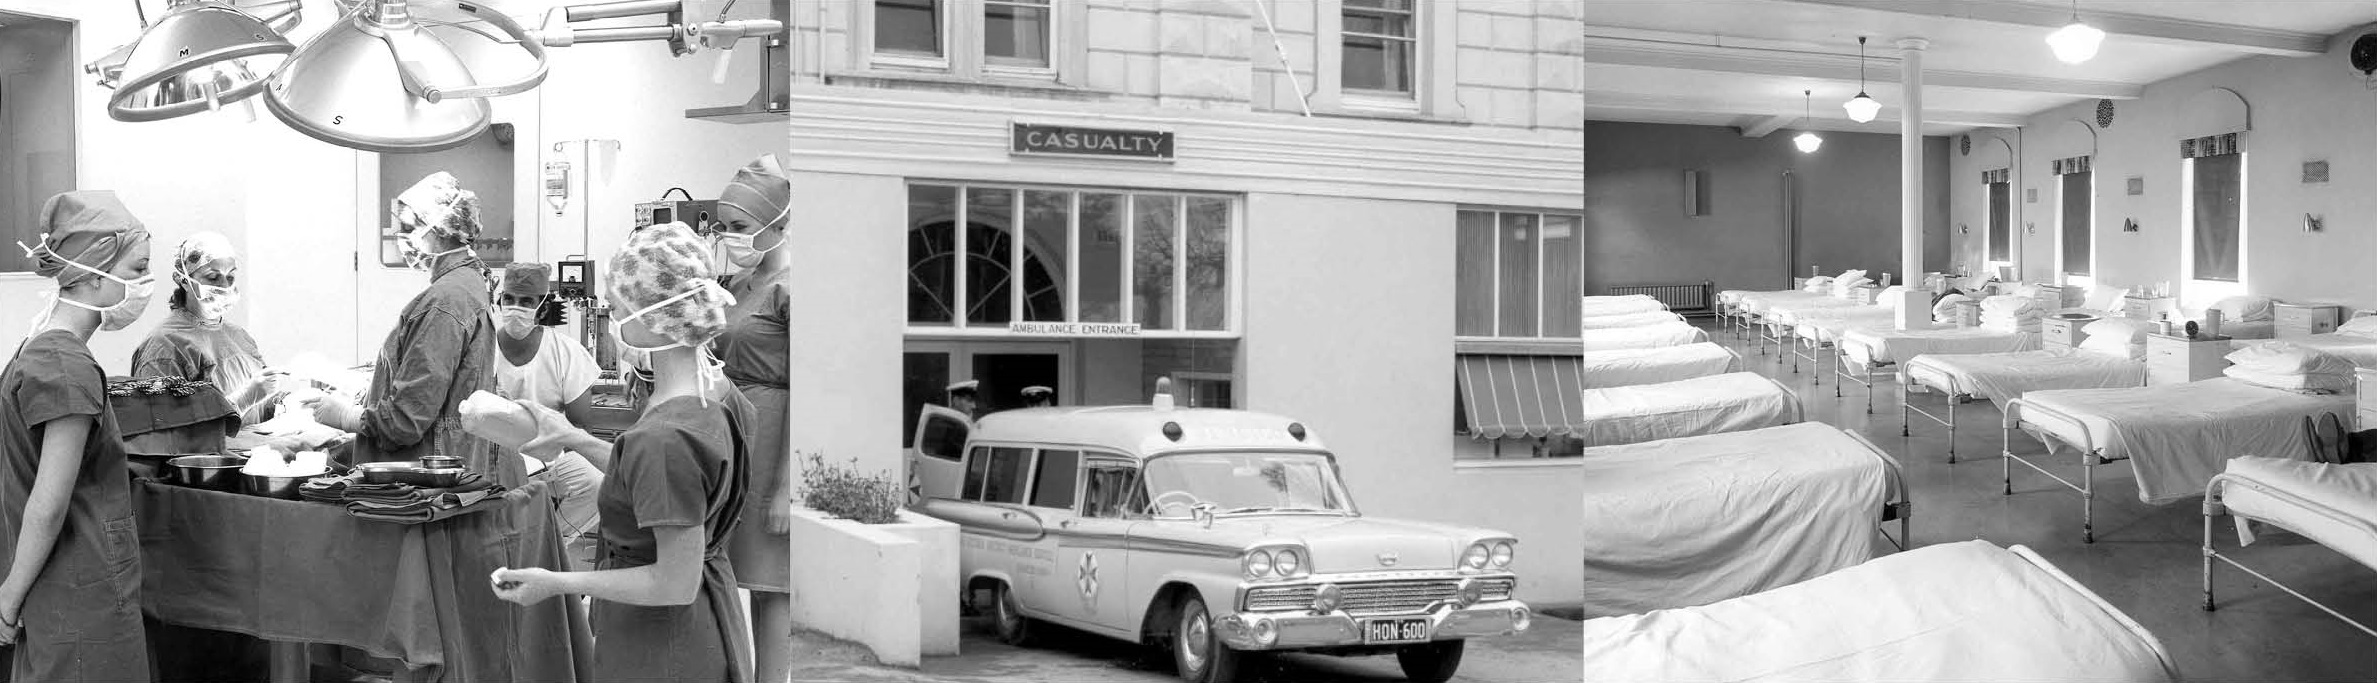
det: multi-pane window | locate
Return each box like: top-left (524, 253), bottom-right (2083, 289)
top-left (983, 0), bottom-right (1051, 68)
top-left (2061, 172), bottom-right (2091, 277)
top-left (1455, 210), bottom-right (1582, 339)
top-left (1341, 0), bottom-right (1415, 94)
top-left (907, 183), bottom-right (1235, 334)
top-left (875, 0), bottom-right (943, 57)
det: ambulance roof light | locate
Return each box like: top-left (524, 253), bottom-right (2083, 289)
top-left (1152, 377), bottom-right (1176, 411)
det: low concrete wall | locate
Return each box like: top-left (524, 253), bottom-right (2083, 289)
top-left (787, 508), bottom-right (960, 667)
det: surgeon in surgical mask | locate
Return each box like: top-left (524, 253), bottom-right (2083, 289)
top-left (133, 232), bottom-right (285, 427)
top-left (489, 263), bottom-right (607, 570)
top-left (0, 191), bottom-right (156, 681)
top-left (708, 153), bottom-right (794, 683)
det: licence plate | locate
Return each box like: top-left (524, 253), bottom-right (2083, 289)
top-left (1362, 618), bottom-right (1430, 645)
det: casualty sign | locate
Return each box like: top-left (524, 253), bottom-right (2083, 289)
top-left (1010, 122), bottom-right (1175, 161)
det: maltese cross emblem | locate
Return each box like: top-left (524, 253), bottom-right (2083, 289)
top-left (1078, 552), bottom-right (1101, 601)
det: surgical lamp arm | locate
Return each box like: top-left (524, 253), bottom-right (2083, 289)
top-left (392, 3), bottom-right (549, 103)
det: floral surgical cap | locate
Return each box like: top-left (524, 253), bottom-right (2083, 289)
top-left (392, 171), bottom-right (482, 240)
top-left (609, 222), bottom-right (735, 348)
top-left (718, 154), bottom-right (789, 232)
top-left (21, 191), bottom-right (150, 288)
top-left (172, 231), bottom-right (239, 279)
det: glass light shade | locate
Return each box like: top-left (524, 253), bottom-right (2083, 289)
top-left (107, 2), bottom-right (294, 122)
top-left (1843, 92), bottom-right (1881, 123)
top-left (2047, 22), bottom-right (2105, 64)
top-left (1794, 131), bottom-right (1823, 153)
top-left (263, 8), bottom-right (492, 153)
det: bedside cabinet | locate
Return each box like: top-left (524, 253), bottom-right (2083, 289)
top-left (2043, 315), bottom-right (2095, 350)
top-left (2273, 302), bottom-right (2344, 339)
top-left (2123, 296), bottom-right (2177, 321)
top-left (2358, 369), bottom-right (2377, 431)
top-left (2147, 333), bottom-right (2233, 386)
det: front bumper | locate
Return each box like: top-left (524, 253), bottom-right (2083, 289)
top-left (1215, 599), bottom-right (1531, 651)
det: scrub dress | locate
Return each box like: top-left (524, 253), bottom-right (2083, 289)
top-left (0, 330), bottom-right (151, 682)
top-left (714, 272), bottom-right (788, 592)
top-left (592, 393), bottom-right (755, 683)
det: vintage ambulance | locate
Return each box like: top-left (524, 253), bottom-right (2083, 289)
top-left (906, 380), bottom-right (1530, 683)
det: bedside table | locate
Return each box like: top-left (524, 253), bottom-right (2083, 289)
top-left (2274, 302), bottom-right (2344, 339)
top-left (2042, 315), bottom-right (2096, 350)
top-left (2123, 296), bottom-right (2177, 321)
top-left (2147, 333), bottom-right (2232, 386)
top-left (2359, 369), bottom-right (2377, 431)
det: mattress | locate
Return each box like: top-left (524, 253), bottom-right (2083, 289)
top-left (1904, 349), bottom-right (2146, 404)
top-left (1839, 325), bottom-right (2041, 366)
top-left (2242, 333), bottom-right (2377, 369)
top-left (1582, 297), bottom-right (1669, 317)
top-left (1578, 310), bottom-right (1686, 329)
top-left (1579, 321), bottom-right (1710, 352)
top-left (2011, 378), bottom-right (2354, 504)
top-left (1579, 423), bottom-right (1893, 617)
top-left (1763, 297), bottom-right (1873, 326)
top-left (1577, 342), bottom-right (1739, 389)
top-left (1580, 540), bottom-right (2178, 683)
top-left (1796, 307), bottom-right (1901, 343)
top-left (2217, 456), bottom-right (2377, 568)
top-left (1740, 291), bottom-right (1847, 315)
top-left (1574, 372), bottom-right (1800, 447)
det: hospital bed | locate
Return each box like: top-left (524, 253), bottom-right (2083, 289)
top-left (1578, 320), bottom-right (1709, 352)
top-left (1901, 348), bottom-right (2147, 462)
top-left (1579, 540), bottom-right (2180, 683)
top-left (1576, 310), bottom-right (1685, 329)
top-left (1573, 372), bottom-right (1801, 447)
top-left (1580, 294), bottom-right (1668, 318)
top-left (2002, 379), bottom-right (2352, 542)
top-left (1835, 324), bottom-right (2042, 413)
top-left (2243, 329), bottom-right (2377, 369)
top-left (1576, 342), bottom-right (1739, 389)
top-left (2202, 455), bottom-right (2377, 636)
top-left (1579, 423), bottom-right (1910, 617)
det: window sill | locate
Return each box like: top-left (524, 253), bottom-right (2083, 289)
top-left (1454, 338), bottom-right (1584, 356)
top-left (827, 69), bottom-right (1098, 101)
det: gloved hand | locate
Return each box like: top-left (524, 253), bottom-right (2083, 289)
top-left (306, 393), bottom-right (363, 433)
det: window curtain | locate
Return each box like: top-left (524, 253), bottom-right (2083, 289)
top-left (1987, 179), bottom-right (2010, 262)
top-left (2190, 153), bottom-right (2242, 282)
top-left (2060, 172), bottom-right (2091, 276)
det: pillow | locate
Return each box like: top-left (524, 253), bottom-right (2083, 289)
top-left (2082, 286), bottom-right (2124, 312)
top-left (2223, 366), bottom-right (2354, 394)
top-left (2009, 284), bottom-right (2043, 300)
top-left (1980, 295), bottom-right (2042, 318)
top-left (1878, 285), bottom-right (1910, 311)
top-left (1802, 276), bottom-right (1834, 293)
top-left (1832, 277), bottom-right (1875, 298)
top-left (2338, 316), bottom-right (2377, 338)
top-left (2079, 318), bottom-right (2153, 347)
top-left (1838, 269), bottom-right (1867, 283)
top-left (2076, 335), bottom-right (2144, 361)
top-left (2225, 342), bottom-right (2357, 377)
top-left (1931, 293), bottom-right (1973, 321)
top-left (2211, 296), bottom-right (2276, 323)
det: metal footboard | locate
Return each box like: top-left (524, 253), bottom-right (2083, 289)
top-left (2202, 474), bottom-right (2377, 636)
top-left (1901, 360), bottom-right (1974, 463)
top-left (2002, 398), bottom-right (2124, 544)
top-left (1834, 346), bottom-right (1891, 414)
top-left (1790, 330), bottom-right (1827, 382)
top-left (1847, 430), bottom-right (1914, 551)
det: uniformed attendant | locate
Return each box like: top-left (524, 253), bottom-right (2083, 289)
top-left (0, 191), bottom-right (156, 681)
top-left (1022, 386), bottom-right (1054, 408)
top-left (492, 222), bottom-right (756, 682)
top-left (947, 379), bottom-right (980, 419)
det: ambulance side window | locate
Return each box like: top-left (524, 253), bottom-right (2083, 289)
top-left (971, 447), bottom-right (1033, 504)
top-left (1080, 460), bottom-right (1142, 519)
top-left (1029, 450), bottom-right (1080, 509)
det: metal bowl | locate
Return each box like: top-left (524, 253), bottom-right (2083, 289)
top-left (418, 455), bottom-right (462, 469)
top-left (168, 455), bottom-right (249, 491)
top-left (241, 471), bottom-right (325, 500)
top-left (358, 461), bottom-right (418, 485)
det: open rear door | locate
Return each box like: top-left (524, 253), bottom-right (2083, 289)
top-left (907, 405), bottom-right (972, 507)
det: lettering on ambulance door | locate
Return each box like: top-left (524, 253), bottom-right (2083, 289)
top-left (907, 405), bottom-right (971, 506)
top-left (1058, 456), bottom-right (1140, 631)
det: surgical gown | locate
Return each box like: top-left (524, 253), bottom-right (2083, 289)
top-left (132, 309), bottom-right (269, 418)
top-left (592, 392), bottom-right (755, 683)
top-left (0, 330), bottom-right (150, 682)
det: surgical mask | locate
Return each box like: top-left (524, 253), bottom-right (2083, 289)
top-left (710, 205), bottom-right (788, 276)
top-left (401, 229), bottom-right (469, 272)
top-left (53, 259), bottom-right (156, 331)
top-left (499, 306), bottom-right (538, 339)
top-left (178, 273), bottom-right (238, 321)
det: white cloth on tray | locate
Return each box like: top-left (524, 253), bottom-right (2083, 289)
top-left (1578, 310), bottom-right (1684, 329)
top-left (1580, 540), bottom-right (2178, 683)
top-left (1573, 372), bottom-right (1798, 447)
top-left (1576, 342), bottom-right (1737, 389)
top-left (1838, 325), bottom-right (2041, 366)
top-left (1904, 349), bottom-right (2146, 404)
top-left (2010, 378), bottom-right (2354, 504)
top-left (2218, 457), bottom-right (2377, 568)
top-left (1579, 321), bottom-right (1709, 351)
top-left (1579, 423), bottom-right (1889, 617)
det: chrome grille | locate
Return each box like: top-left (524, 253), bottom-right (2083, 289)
top-left (1478, 578), bottom-right (1516, 601)
top-left (1340, 580), bottom-right (1460, 615)
top-left (1244, 586), bottom-right (1317, 612)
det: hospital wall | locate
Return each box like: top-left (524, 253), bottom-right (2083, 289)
top-left (1579, 121), bottom-right (1951, 296)
top-left (0, 0), bottom-right (785, 372)
top-left (1950, 26), bottom-right (2377, 311)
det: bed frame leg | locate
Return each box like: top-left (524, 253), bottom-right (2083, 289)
top-left (2082, 453), bottom-right (2097, 544)
top-left (1864, 366), bottom-right (1875, 415)
top-left (2000, 427), bottom-right (2013, 496)
top-left (1945, 397), bottom-right (1958, 464)
top-left (2202, 508), bottom-right (2218, 612)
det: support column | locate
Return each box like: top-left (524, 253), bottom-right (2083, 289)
top-left (1895, 38), bottom-right (1932, 331)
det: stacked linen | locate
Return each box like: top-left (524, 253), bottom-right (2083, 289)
top-left (2224, 342), bottom-right (2356, 394)
top-left (1578, 310), bottom-right (1685, 329)
top-left (1980, 295), bottom-right (2044, 333)
top-left (1929, 292), bottom-right (1974, 324)
top-left (298, 472), bottom-right (359, 503)
top-left (344, 473), bottom-right (509, 524)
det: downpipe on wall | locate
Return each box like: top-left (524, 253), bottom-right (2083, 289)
top-left (1783, 170), bottom-right (1799, 289)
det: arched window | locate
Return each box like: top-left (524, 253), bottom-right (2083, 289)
top-left (907, 219), bottom-right (1063, 324)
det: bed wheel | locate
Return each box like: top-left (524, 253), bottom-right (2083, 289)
top-left (2202, 600), bottom-right (2216, 612)
top-left (2083, 528), bottom-right (2095, 544)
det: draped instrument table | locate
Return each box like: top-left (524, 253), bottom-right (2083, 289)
top-left (131, 481), bottom-right (587, 683)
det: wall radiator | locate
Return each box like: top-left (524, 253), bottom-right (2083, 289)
top-left (1607, 281), bottom-right (1716, 316)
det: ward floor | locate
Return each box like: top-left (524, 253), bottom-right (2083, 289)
top-left (1693, 318), bottom-right (2373, 679)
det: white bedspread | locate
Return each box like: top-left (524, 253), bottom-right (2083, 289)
top-left (1795, 307), bottom-right (1899, 343)
top-left (1839, 324), bottom-right (2040, 366)
top-left (1574, 372), bottom-right (1799, 447)
top-left (2011, 378), bottom-right (2354, 504)
top-left (1579, 321), bottom-right (1709, 351)
top-left (1580, 540), bottom-right (2178, 683)
top-left (1582, 297), bottom-right (1668, 317)
top-left (1578, 342), bottom-right (1738, 389)
top-left (1763, 297), bottom-right (1871, 326)
top-left (2245, 333), bottom-right (2377, 369)
top-left (1579, 423), bottom-right (1889, 617)
top-left (1578, 310), bottom-right (1685, 329)
top-left (1740, 291), bottom-right (1840, 315)
top-left (1904, 349), bottom-right (2145, 404)
top-left (2218, 456), bottom-right (2377, 568)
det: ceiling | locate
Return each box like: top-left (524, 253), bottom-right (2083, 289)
top-left (1582, 0), bottom-right (2377, 137)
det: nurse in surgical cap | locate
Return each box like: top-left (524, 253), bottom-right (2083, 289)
top-left (493, 221), bottom-right (757, 683)
top-left (708, 153), bottom-right (794, 683)
top-left (0, 191), bottom-right (156, 681)
top-left (133, 232), bottom-right (284, 425)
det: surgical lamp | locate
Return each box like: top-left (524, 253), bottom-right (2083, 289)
top-left (85, 1), bottom-right (302, 122)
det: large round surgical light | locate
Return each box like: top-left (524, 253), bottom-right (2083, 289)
top-left (1841, 36), bottom-right (1880, 123)
top-left (106, 1), bottom-right (295, 122)
top-left (2046, 0), bottom-right (2105, 64)
top-left (263, 0), bottom-right (548, 154)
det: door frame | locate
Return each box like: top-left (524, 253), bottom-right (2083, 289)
top-left (904, 338), bottom-right (1078, 408)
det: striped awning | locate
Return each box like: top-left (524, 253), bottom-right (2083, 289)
top-left (1455, 355), bottom-right (1587, 439)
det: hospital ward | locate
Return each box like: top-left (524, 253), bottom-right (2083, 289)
top-left (1577, 1), bottom-right (2377, 681)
